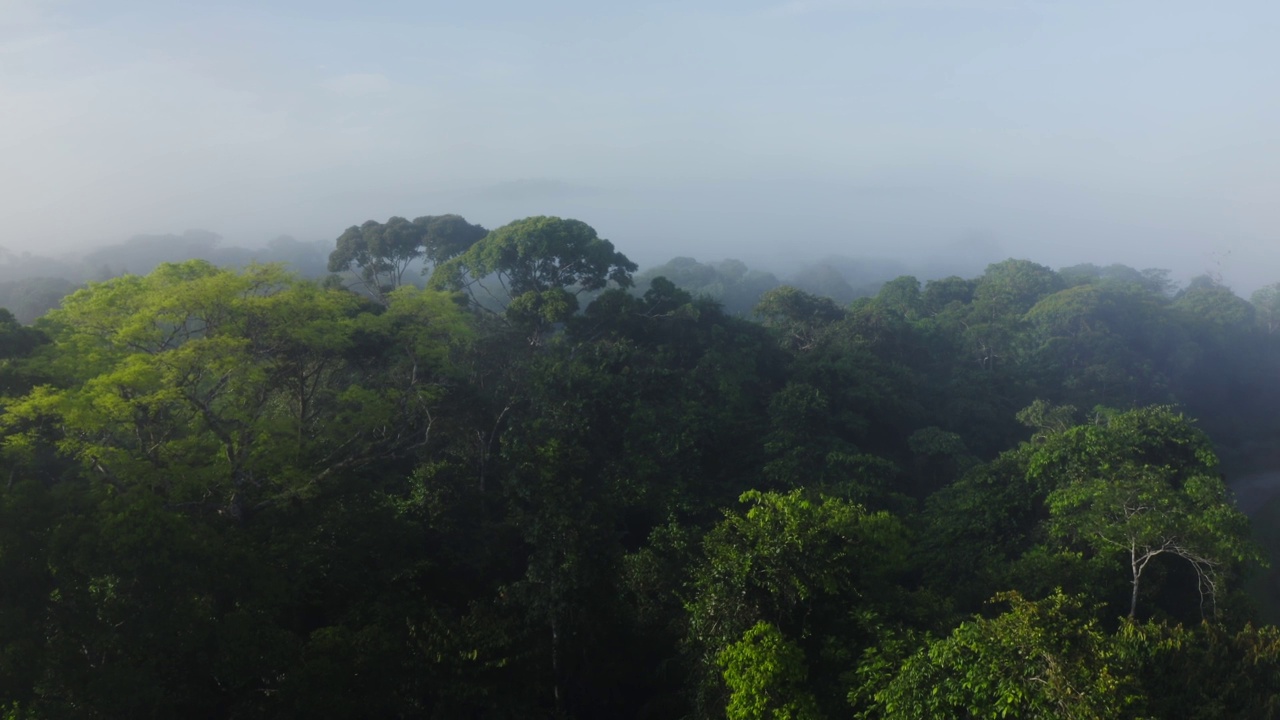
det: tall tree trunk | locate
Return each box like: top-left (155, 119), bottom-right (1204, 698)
top-left (551, 617), bottom-right (563, 715)
top-left (1130, 549), bottom-right (1141, 618)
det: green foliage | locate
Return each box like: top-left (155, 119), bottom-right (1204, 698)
top-left (905, 425), bottom-right (975, 497)
top-left (3, 224), bottom-right (1280, 718)
top-left (1016, 399), bottom-right (1078, 442)
top-left (973, 259), bottom-right (1064, 320)
top-left (1118, 619), bottom-right (1280, 718)
top-left (874, 276), bottom-right (924, 319)
top-left (0, 309), bottom-right (48, 396)
top-left (1038, 408), bottom-right (1260, 619)
top-left (430, 216), bottom-right (637, 330)
top-left (1175, 280), bottom-right (1256, 329)
top-left (687, 489), bottom-right (912, 716)
top-left (920, 448), bottom-right (1044, 612)
top-left (718, 622), bottom-right (824, 720)
top-left (922, 275), bottom-right (976, 315)
top-left (329, 214), bottom-right (486, 302)
top-left (1057, 263), bottom-right (1174, 297)
top-left (923, 406), bottom-right (1262, 622)
top-left (7, 261), bottom-right (468, 513)
top-left (960, 259), bottom-right (1063, 372)
top-left (690, 490), bottom-right (907, 647)
top-left (754, 286), bottom-right (844, 352)
top-left (874, 591), bottom-right (1140, 720)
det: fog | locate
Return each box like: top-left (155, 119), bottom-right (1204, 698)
top-left (4, 0), bottom-right (1280, 291)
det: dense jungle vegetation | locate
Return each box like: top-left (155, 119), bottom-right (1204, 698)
top-left (3, 214), bottom-right (1280, 718)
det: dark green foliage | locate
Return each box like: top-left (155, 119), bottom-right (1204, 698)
top-left (3, 219), bottom-right (1280, 719)
top-left (872, 591), bottom-right (1141, 720)
top-left (686, 489), bottom-right (913, 718)
top-left (1119, 620), bottom-right (1280, 718)
top-left (922, 275), bottom-right (976, 314)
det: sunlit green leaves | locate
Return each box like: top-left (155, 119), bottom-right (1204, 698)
top-left (718, 621), bottom-right (824, 720)
top-left (875, 591), bottom-right (1140, 720)
top-left (5, 261), bottom-right (470, 512)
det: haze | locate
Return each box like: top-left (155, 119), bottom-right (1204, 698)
top-left (4, 0), bottom-right (1280, 289)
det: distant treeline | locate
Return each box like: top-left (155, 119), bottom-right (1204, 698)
top-left (0, 224), bottom-right (1251, 326)
top-left (0, 230), bottom-right (332, 323)
top-left (1, 214), bottom-right (1279, 718)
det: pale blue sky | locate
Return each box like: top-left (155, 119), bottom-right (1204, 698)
top-left (4, 0), bottom-right (1280, 286)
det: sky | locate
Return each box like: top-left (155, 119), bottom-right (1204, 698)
top-left (3, 0), bottom-right (1280, 289)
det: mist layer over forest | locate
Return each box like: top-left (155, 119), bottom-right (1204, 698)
top-left (8, 2), bottom-right (1280, 293)
top-left (0, 220), bottom-right (1245, 323)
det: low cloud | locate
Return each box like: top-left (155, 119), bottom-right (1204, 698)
top-left (321, 72), bottom-right (393, 98)
top-left (762, 0), bottom-right (1027, 17)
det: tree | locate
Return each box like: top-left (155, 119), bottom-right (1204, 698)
top-left (921, 275), bottom-right (975, 316)
top-left (972, 259), bottom-right (1063, 321)
top-left (717, 622), bottom-right (824, 720)
top-left (874, 591), bottom-right (1140, 720)
top-left (1118, 619), bottom-right (1280, 718)
top-left (754, 286), bottom-right (845, 353)
top-left (872, 591), bottom-right (1280, 720)
top-left (918, 447), bottom-right (1047, 614)
top-left (1057, 263), bottom-right (1174, 296)
top-left (1022, 282), bottom-right (1175, 409)
top-left (686, 489), bottom-right (912, 717)
top-left (1174, 279), bottom-right (1255, 332)
top-left (1016, 399), bottom-right (1078, 442)
top-left (1252, 282), bottom-right (1280, 335)
top-left (874, 276), bottom-right (923, 320)
top-left (905, 426), bottom-right (974, 497)
top-left (7, 261), bottom-right (469, 517)
top-left (429, 216), bottom-right (637, 333)
top-left (920, 405), bottom-right (1262, 622)
top-left (483, 278), bottom-right (784, 716)
top-left (959, 259), bottom-right (1064, 371)
top-left (1035, 406), bottom-right (1259, 619)
top-left (329, 214), bottom-right (487, 303)
top-left (0, 309), bottom-right (48, 396)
